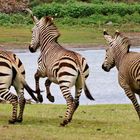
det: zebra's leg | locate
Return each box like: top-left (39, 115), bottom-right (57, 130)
top-left (119, 77), bottom-right (140, 119)
top-left (4, 92), bottom-right (18, 124)
top-left (17, 92), bottom-right (26, 123)
top-left (34, 70), bottom-right (43, 102)
top-left (60, 86), bottom-right (75, 126)
top-left (124, 89), bottom-right (140, 119)
top-left (45, 79), bottom-right (55, 102)
top-left (74, 86), bottom-right (82, 111)
top-left (61, 87), bottom-right (81, 125)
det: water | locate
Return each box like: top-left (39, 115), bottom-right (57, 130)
top-left (11, 48), bottom-right (140, 105)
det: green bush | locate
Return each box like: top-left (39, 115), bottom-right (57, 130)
top-left (33, 3), bottom-right (66, 18)
top-left (32, 2), bottom-right (140, 18)
top-left (0, 13), bottom-right (32, 26)
top-left (124, 12), bottom-right (140, 23)
top-left (0, 13), bottom-right (13, 26)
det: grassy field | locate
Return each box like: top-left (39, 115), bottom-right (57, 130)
top-left (0, 25), bottom-right (105, 46)
top-left (0, 104), bottom-right (140, 140)
top-left (0, 23), bottom-right (140, 49)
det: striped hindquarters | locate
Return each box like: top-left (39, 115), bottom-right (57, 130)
top-left (53, 54), bottom-right (89, 89)
top-left (0, 51), bottom-right (24, 88)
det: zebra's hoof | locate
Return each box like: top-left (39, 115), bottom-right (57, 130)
top-left (16, 118), bottom-right (23, 123)
top-left (8, 119), bottom-right (16, 124)
top-left (47, 95), bottom-right (55, 103)
top-left (60, 123), bottom-right (66, 127)
top-left (60, 120), bottom-right (68, 127)
top-left (68, 118), bottom-right (72, 123)
top-left (37, 94), bottom-right (43, 103)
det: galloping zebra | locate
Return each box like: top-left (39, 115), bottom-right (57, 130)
top-left (27, 9), bottom-right (94, 126)
top-left (0, 50), bottom-right (38, 124)
top-left (102, 30), bottom-right (140, 120)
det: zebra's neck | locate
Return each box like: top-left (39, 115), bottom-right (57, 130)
top-left (114, 46), bottom-right (128, 70)
top-left (39, 24), bottom-right (60, 52)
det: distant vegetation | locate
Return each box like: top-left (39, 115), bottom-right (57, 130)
top-left (29, 0), bottom-right (140, 7)
top-left (0, 0), bottom-right (140, 26)
top-left (32, 2), bottom-right (140, 25)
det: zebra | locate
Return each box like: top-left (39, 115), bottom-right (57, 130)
top-left (0, 49), bottom-right (38, 124)
top-left (102, 30), bottom-right (140, 120)
top-left (27, 9), bottom-right (94, 126)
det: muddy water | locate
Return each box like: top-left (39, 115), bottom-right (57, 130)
top-left (11, 48), bottom-right (140, 105)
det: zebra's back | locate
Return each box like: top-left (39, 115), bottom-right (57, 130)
top-left (39, 44), bottom-right (89, 87)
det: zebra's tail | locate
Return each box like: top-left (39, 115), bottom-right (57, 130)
top-left (84, 83), bottom-right (95, 100)
top-left (23, 82), bottom-right (38, 102)
top-left (76, 55), bottom-right (94, 101)
top-left (14, 68), bottom-right (38, 102)
top-left (78, 73), bottom-right (94, 100)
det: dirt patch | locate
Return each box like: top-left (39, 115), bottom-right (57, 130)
top-left (125, 32), bottom-right (140, 47)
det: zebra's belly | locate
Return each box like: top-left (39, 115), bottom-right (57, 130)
top-left (47, 75), bottom-right (76, 87)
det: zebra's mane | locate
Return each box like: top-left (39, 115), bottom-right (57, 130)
top-left (114, 33), bottom-right (131, 52)
top-left (40, 16), bottom-right (60, 42)
top-left (47, 23), bottom-right (60, 41)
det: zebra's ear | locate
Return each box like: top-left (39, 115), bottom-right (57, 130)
top-left (114, 30), bottom-right (121, 37)
top-left (103, 30), bottom-right (113, 43)
top-left (44, 16), bottom-right (53, 25)
top-left (26, 8), bottom-right (39, 23)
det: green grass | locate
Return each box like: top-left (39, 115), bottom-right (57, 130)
top-left (0, 104), bottom-right (140, 140)
top-left (0, 23), bottom-right (140, 49)
top-left (0, 26), bottom-right (31, 44)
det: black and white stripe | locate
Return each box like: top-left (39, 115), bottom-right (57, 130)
top-left (29, 15), bottom-right (94, 126)
top-left (102, 31), bottom-right (140, 120)
top-left (0, 50), bottom-right (37, 124)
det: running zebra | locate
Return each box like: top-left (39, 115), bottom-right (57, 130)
top-left (27, 9), bottom-right (94, 126)
top-left (0, 50), bottom-right (38, 124)
top-left (102, 30), bottom-right (140, 120)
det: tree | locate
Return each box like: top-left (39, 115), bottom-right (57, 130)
top-left (0, 0), bottom-right (29, 13)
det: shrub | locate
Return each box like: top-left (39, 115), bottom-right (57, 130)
top-left (0, 13), bottom-right (32, 26)
top-left (32, 2), bottom-right (140, 18)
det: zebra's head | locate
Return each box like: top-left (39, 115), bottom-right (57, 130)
top-left (29, 15), bottom-right (59, 53)
top-left (29, 24), bottom-right (40, 53)
top-left (102, 31), bottom-right (115, 72)
top-left (102, 30), bottom-right (131, 72)
top-left (26, 9), bottom-right (39, 53)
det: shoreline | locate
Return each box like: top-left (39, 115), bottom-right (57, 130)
top-left (0, 43), bottom-right (140, 51)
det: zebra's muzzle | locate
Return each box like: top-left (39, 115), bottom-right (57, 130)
top-left (102, 64), bottom-right (110, 72)
top-left (29, 45), bottom-right (36, 53)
